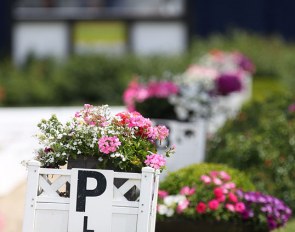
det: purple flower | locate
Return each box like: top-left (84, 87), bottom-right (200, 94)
top-left (215, 73), bottom-right (243, 96)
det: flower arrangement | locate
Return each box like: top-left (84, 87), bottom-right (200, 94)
top-left (198, 49), bottom-right (256, 75)
top-left (123, 77), bottom-right (179, 119)
top-left (123, 50), bottom-right (254, 121)
top-left (35, 104), bottom-right (175, 172)
top-left (157, 170), bottom-right (292, 231)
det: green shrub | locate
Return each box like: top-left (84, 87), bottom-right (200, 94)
top-left (206, 93), bottom-right (295, 210)
top-left (160, 163), bottom-right (255, 194)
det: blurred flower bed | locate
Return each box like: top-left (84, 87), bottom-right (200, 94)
top-left (157, 163), bottom-right (292, 231)
top-left (207, 93), bottom-right (295, 212)
top-left (123, 50), bottom-right (254, 121)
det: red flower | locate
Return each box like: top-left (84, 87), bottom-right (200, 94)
top-left (196, 202), bottom-right (207, 214)
top-left (208, 199), bottom-right (220, 211)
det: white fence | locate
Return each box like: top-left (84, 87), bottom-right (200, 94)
top-left (22, 160), bottom-right (160, 232)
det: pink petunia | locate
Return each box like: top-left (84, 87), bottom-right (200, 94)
top-left (177, 199), bottom-right (190, 214)
top-left (208, 199), bottom-right (220, 211)
top-left (98, 136), bottom-right (121, 154)
top-left (219, 171), bottom-right (231, 181)
top-left (235, 202), bottom-right (246, 213)
top-left (196, 202), bottom-right (207, 214)
top-left (158, 190), bottom-right (169, 199)
top-left (213, 187), bottom-right (224, 199)
top-left (200, 175), bottom-right (211, 184)
top-left (228, 192), bottom-right (238, 203)
top-left (180, 186), bottom-right (196, 196)
top-left (226, 203), bottom-right (236, 212)
top-left (213, 177), bottom-right (223, 186)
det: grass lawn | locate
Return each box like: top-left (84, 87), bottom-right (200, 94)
top-left (276, 219), bottom-right (295, 232)
top-left (252, 76), bottom-right (285, 102)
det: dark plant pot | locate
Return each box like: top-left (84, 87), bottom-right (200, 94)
top-left (67, 155), bottom-right (100, 170)
top-left (156, 219), bottom-right (268, 232)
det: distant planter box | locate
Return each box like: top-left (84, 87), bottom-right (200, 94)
top-left (22, 160), bottom-right (160, 232)
top-left (152, 119), bottom-right (207, 178)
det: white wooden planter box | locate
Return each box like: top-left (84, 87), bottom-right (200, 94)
top-left (152, 119), bottom-right (207, 178)
top-left (22, 161), bottom-right (160, 232)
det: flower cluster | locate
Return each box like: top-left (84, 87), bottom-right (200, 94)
top-left (35, 104), bottom-right (175, 172)
top-left (157, 170), bottom-right (291, 231)
top-left (123, 50), bottom-right (254, 121)
top-left (123, 78), bottom-right (179, 112)
top-left (236, 190), bottom-right (292, 230)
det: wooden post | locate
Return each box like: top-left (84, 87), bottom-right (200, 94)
top-left (22, 160), bottom-right (41, 232)
top-left (149, 170), bottom-right (160, 232)
top-left (137, 167), bottom-right (155, 232)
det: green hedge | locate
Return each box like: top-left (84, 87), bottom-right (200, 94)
top-left (0, 54), bottom-right (189, 106)
top-left (206, 93), bottom-right (295, 210)
top-left (1, 31), bottom-right (295, 106)
top-left (160, 163), bottom-right (255, 194)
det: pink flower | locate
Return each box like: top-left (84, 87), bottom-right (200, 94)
top-left (144, 153), bottom-right (166, 170)
top-left (223, 182), bottom-right (236, 190)
top-left (196, 202), bottom-right (207, 214)
top-left (210, 171), bottom-right (219, 178)
top-left (98, 136), bottom-right (121, 154)
top-left (219, 171), bottom-right (231, 181)
top-left (177, 199), bottom-right (190, 213)
top-left (158, 190), bottom-right (168, 199)
top-left (208, 199), bottom-right (220, 211)
top-left (228, 192), bottom-right (238, 203)
top-left (200, 175), bottom-right (211, 184)
top-left (288, 103), bottom-right (295, 113)
top-left (226, 203), bottom-right (236, 212)
top-left (235, 202), bottom-right (246, 213)
top-left (217, 195), bottom-right (226, 202)
top-left (180, 186), bottom-right (196, 196)
top-left (213, 177), bottom-right (223, 185)
top-left (156, 125), bottom-right (169, 140)
top-left (213, 187), bottom-right (224, 198)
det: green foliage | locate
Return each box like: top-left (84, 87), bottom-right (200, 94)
top-left (160, 163), bottom-right (255, 194)
top-left (206, 93), bottom-right (295, 210)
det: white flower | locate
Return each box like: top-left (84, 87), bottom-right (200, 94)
top-left (158, 204), bottom-right (168, 215)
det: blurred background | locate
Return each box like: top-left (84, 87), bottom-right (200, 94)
top-left (0, 0), bottom-right (295, 231)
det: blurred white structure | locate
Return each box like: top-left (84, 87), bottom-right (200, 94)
top-left (13, 0), bottom-right (188, 64)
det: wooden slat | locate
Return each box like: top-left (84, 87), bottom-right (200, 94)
top-left (112, 206), bottom-right (139, 215)
top-left (114, 172), bottom-right (141, 180)
top-left (36, 203), bottom-right (70, 211)
top-left (112, 200), bottom-right (139, 208)
top-left (39, 168), bottom-right (71, 176)
top-left (37, 196), bottom-right (70, 204)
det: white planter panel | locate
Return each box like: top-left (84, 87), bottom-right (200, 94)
top-left (13, 22), bottom-right (69, 64)
top-left (152, 119), bottom-right (207, 178)
top-left (131, 22), bottom-right (187, 55)
top-left (22, 161), bottom-right (159, 232)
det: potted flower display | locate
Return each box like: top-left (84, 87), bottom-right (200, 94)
top-left (23, 104), bottom-right (175, 232)
top-left (156, 163), bottom-right (292, 232)
top-left (35, 104), bottom-right (174, 172)
top-left (122, 51), bottom-right (253, 174)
